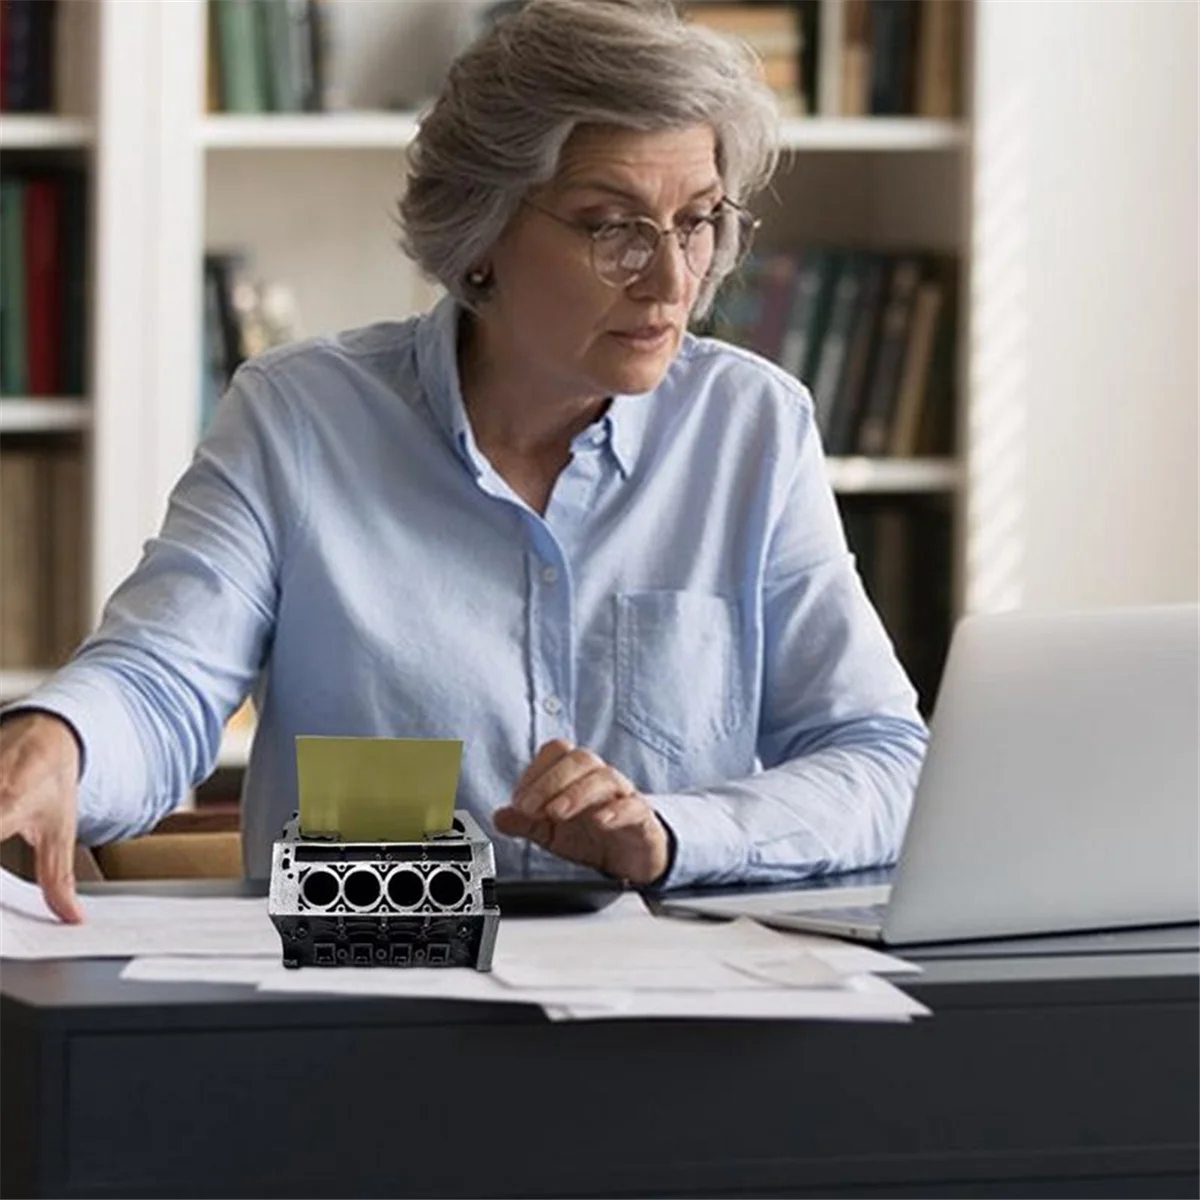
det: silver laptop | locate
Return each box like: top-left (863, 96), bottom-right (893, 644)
top-left (672, 605), bottom-right (1200, 945)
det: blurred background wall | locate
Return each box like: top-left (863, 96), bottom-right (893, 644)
top-left (1020, 0), bottom-right (1196, 609)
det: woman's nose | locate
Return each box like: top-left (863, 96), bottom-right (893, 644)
top-left (630, 229), bottom-right (688, 303)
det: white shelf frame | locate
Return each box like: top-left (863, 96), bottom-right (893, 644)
top-left (0, 116), bottom-right (94, 149)
top-left (779, 117), bottom-right (966, 152)
top-left (202, 111), bottom-right (421, 149)
top-left (199, 112), bottom-right (963, 153)
top-left (0, 400), bottom-right (92, 433)
top-left (825, 457), bottom-right (963, 494)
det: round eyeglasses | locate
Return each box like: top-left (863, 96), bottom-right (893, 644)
top-left (522, 197), bottom-right (761, 288)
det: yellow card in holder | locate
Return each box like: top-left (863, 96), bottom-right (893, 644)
top-left (296, 736), bottom-right (462, 842)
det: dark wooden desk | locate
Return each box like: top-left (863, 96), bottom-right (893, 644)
top-left (1, 916), bottom-right (1196, 1198)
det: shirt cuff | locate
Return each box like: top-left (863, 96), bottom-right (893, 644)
top-left (647, 792), bottom-right (748, 890)
top-left (0, 669), bottom-right (133, 844)
top-left (0, 704), bottom-right (86, 778)
top-left (642, 814), bottom-right (677, 890)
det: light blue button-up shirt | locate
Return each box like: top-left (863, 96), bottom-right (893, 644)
top-left (21, 297), bottom-right (927, 885)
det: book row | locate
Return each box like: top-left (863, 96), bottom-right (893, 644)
top-left (0, 0), bottom-right (91, 115)
top-left (839, 492), bottom-right (953, 713)
top-left (683, 0), bottom-right (962, 119)
top-left (0, 440), bottom-right (86, 670)
top-left (0, 168), bottom-right (88, 398)
top-left (703, 247), bottom-right (957, 459)
top-left (208, 0), bottom-right (331, 115)
top-left (0, 0), bottom-right (57, 113)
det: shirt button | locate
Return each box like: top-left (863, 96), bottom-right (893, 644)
top-left (541, 565), bottom-right (559, 585)
top-left (542, 696), bottom-right (563, 716)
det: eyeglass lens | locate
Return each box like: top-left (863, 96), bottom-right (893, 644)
top-left (593, 210), bottom-right (753, 286)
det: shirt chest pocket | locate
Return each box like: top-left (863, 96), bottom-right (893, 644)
top-left (614, 590), bottom-right (747, 763)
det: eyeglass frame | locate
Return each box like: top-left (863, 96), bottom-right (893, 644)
top-left (520, 195), bottom-right (761, 288)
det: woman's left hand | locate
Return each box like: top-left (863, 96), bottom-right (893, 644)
top-left (493, 739), bottom-right (670, 885)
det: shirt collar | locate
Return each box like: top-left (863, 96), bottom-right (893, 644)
top-left (602, 392), bottom-right (648, 479)
top-left (414, 293), bottom-right (652, 481)
top-left (413, 294), bottom-right (484, 477)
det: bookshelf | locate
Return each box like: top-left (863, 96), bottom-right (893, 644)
top-left (0, 2), bottom-right (178, 706)
top-left (0, 8), bottom-right (97, 700)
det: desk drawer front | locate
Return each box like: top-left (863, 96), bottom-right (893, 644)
top-left (59, 1002), bottom-right (1199, 1197)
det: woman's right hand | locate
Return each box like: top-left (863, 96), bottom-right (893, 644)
top-left (0, 712), bottom-right (86, 923)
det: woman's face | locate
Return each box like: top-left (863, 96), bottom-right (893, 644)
top-left (482, 123), bottom-right (723, 402)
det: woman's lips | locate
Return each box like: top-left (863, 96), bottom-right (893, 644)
top-left (610, 326), bottom-right (673, 351)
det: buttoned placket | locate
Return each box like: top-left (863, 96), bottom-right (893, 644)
top-left (525, 520), bottom-right (573, 747)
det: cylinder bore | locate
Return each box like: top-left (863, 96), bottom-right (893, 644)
top-left (300, 868), bottom-right (340, 908)
top-left (387, 868), bottom-right (425, 908)
top-left (343, 867), bottom-right (382, 909)
top-left (428, 868), bottom-right (466, 908)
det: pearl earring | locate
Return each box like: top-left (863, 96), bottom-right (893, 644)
top-left (467, 266), bottom-right (491, 288)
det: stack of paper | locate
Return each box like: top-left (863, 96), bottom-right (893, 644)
top-left (1, 867), bottom-right (926, 1021)
top-left (1, 866), bottom-right (279, 957)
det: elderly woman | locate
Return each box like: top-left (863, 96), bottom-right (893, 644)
top-left (0, 0), bottom-right (926, 922)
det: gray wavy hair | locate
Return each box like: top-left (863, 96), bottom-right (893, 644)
top-left (398, 0), bottom-right (780, 317)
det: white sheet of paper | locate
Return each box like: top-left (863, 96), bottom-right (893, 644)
top-left (255, 961), bottom-right (923, 1021)
top-left (552, 973), bottom-right (930, 1021)
top-left (255, 961), bottom-right (635, 1007)
top-left (121, 956), bottom-right (282, 986)
top-left (489, 916), bottom-right (845, 990)
top-left (543, 1005), bottom-right (616, 1021)
top-left (1, 866), bottom-right (278, 959)
top-left (121, 954), bottom-right (641, 1011)
top-left (802, 942), bottom-right (920, 976)
top-left (0, 867), bottom-right (59, 920)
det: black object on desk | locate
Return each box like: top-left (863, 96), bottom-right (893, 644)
top-left (495, 876), bottom-right (629, 914)
top-left (2, 883), bottom-right (1197, 1199)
